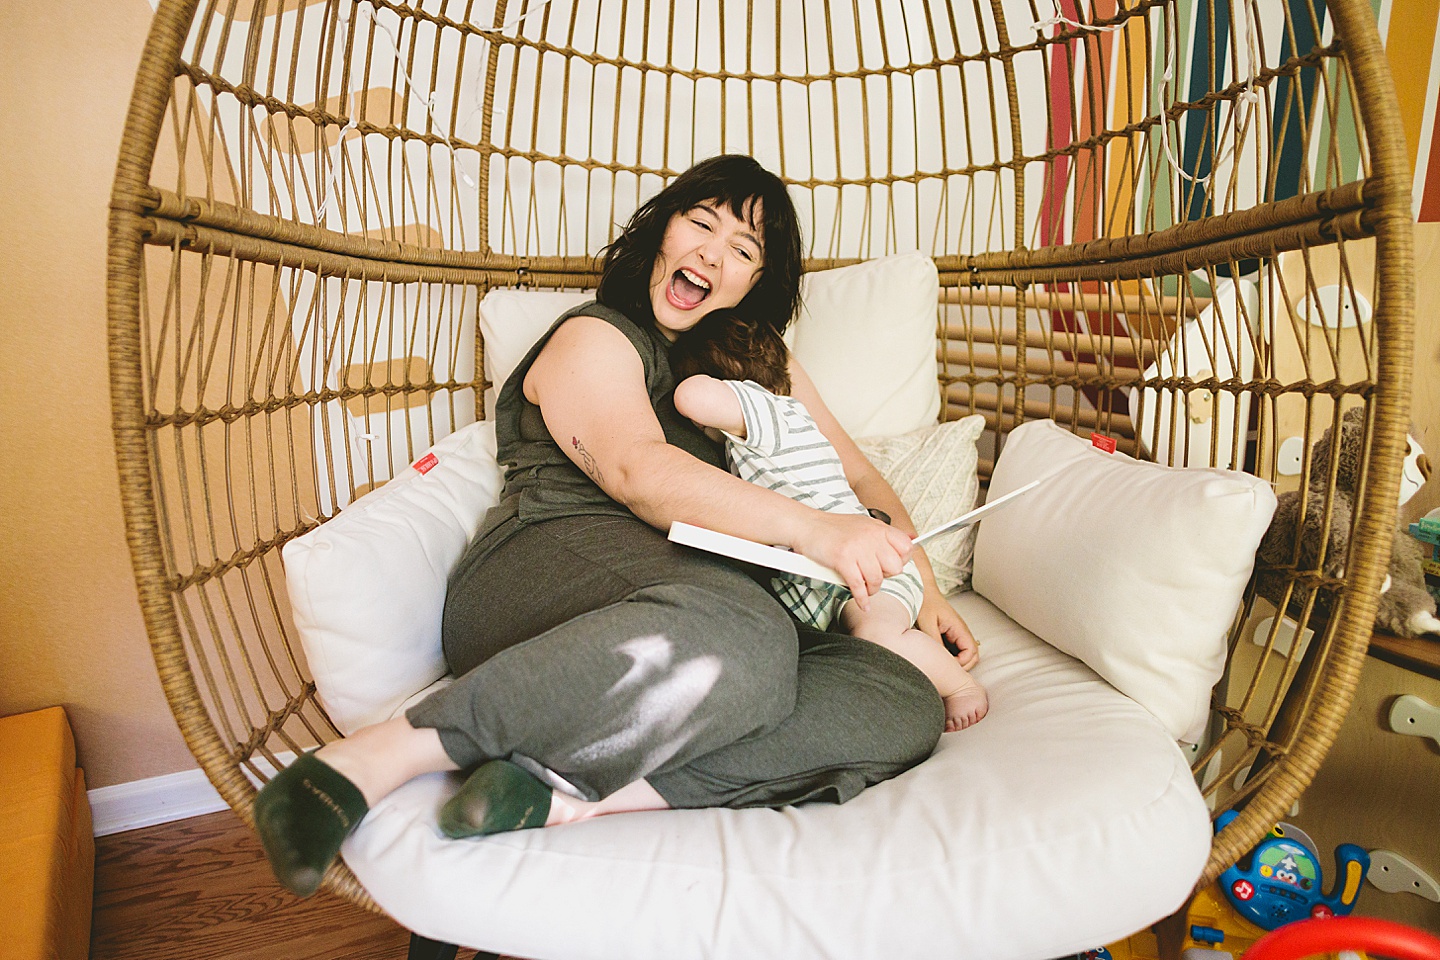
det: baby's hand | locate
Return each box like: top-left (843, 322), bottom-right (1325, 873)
top-left (794, 511), bottom-right (912, 609)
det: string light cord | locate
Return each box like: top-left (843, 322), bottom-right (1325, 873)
top-left (1156, 1), bottom-right (1265, 189)
top-left (1031, 0), bottom-right (1266, 191)
top-left (317, 0), bottom-right (554, 224)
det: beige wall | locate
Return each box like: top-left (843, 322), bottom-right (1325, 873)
top-left (0, 0), bottom-right (197, 788)
top-left (0, 0), bottom-right (1434, 799)
top-left (1401, 223), bottom-right (1440, 525)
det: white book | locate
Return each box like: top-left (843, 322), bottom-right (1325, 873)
top-left (667, 479), bottom-right (1042, 583)
top-left (668, 521), bottom-right (849, 585)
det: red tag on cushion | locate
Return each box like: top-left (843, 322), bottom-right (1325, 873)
top-left (1090, 433), bottom-right (1117, 454)
top-left (413, 452), bottom-right (439, 474)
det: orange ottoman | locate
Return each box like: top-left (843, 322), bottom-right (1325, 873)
top-left (0, 707), bottom-right (94, 960)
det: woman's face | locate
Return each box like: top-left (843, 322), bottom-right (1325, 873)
top-left (648, 199), bottom-right (765, 341)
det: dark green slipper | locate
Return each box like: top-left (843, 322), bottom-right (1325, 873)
top-left (253, 752), bottom-right (368, 897)
top-left (438, 759), bottom-right (552, 839)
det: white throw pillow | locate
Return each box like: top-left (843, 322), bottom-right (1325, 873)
top-left (478, 288), bottom-right (592, 399)
top-left (282, 421), bottom-right (504, 734)
top-left (857, 415), bottom-right (985, 593)
top-left (971, 419), bottom-right (1277, 742)
top-left (788, 251), bottom-right (942, 439)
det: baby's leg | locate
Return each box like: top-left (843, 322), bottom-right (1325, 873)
top-left (839, 594), bottom-right (988, 732)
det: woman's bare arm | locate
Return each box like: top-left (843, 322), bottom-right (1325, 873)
top-left (524, 317), bottom-right (912, 603)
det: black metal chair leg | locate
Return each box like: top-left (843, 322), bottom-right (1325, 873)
top-left (405, 932), bottom-right (466, 960)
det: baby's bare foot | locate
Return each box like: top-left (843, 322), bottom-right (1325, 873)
top-left (942, 676), bottom-right (989, 732)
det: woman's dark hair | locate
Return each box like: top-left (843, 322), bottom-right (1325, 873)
top-left (670, 308), bottom-right (792, 396)
top-left (597, 154), bottom-right (804, 336)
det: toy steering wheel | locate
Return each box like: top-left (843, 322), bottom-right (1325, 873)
top-left (1242, 916), bottom-right (1440, 960)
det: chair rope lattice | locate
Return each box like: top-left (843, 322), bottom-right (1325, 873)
top-left (109, 0), bottom-right (1413, 914)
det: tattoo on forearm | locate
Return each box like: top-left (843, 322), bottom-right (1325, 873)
top-left (571, 436), bottom-right (605, 485)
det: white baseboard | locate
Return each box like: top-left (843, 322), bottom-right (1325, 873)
top-left (88, 768), bottom-right (227, 836)
top-left (88, 751), bottom-right (295, 837)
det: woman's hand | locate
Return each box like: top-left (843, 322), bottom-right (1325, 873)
top-left (917, 590), bottom-right (980, 670)
top-left (792, 511), bottom-right (914, 610)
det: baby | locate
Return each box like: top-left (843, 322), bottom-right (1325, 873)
top-left (671, 312), bottom-right (988, 731)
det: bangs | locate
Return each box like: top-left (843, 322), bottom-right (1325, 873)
top-left (684, 185), bottom-right (774, 237)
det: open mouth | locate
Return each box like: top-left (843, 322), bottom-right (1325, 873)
top-left (667, 267), bottom-right (712, 310)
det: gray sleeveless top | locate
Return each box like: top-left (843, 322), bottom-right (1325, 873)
top-left (486, 300), bottom-right (723, 532)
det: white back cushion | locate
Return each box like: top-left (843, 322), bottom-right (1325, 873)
top-left (972, 420), bottom-right (1277, 742)
top-left (788, 251), bottom-right (942, 438)
top-left (478, 289), bottom-right (592, 408)
top-left (477, 252), bottom-right (944, 443)
top-left (283, 421), bottom-right (503, 733)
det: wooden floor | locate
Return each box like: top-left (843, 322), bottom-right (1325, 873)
top-left (91, 810), bottom-right (491, 960)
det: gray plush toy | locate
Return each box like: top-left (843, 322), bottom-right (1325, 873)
top-left (1256, 407), bottom-right (1440, 638)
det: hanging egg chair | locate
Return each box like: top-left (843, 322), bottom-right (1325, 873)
top-left (108, 1), bottom-right (1414, 957)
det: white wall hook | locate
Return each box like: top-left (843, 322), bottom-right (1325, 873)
top-left (1387, 694), bottom-right (1440, 748)
top-left (1276, 436), bottom-right (1305, 476)
top-left (1367, 849), bottom-right (1440, 902)
top-left (1298, 284), bottom-right (1371, 329)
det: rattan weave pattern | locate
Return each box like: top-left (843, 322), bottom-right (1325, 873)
top-left (108, 0), bottom-right (1414, 909)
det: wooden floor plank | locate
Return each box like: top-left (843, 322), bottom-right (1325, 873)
top-left (90, 810), bottom-right (489, 960)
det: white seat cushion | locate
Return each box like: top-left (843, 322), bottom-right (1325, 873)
top-left (342, 591), bottom-right (1210, 960)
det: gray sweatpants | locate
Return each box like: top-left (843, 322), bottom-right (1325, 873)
top-left (407, 513), bottom-right (943, 808)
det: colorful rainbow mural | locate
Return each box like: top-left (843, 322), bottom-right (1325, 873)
top-left (1038, 0), bottom-right (1433, 248)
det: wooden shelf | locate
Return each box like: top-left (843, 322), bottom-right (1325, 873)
top-left (1368, 631), bottom-right (1440, 681)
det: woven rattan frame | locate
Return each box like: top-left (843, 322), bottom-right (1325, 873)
top-left (108, 0), bottom-right (1414, 913)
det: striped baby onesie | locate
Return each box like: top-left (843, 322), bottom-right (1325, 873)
top-left (721, 379), bottom-right (923, 630)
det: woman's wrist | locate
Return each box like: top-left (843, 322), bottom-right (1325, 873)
top-left (909, 546), bottom-right (942, 594)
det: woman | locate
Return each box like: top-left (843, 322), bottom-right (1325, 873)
top-left (254, 155), bottom-right (972, 898)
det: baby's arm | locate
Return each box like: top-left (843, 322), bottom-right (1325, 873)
top-left (673, 374), bottom-right (747, 438)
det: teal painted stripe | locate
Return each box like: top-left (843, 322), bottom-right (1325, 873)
top-left (1143, 0), bottom-right (1192, 237)
top-left (1271, 0), bottom-right (1328, 201)
top-left (1181, 0), bottom-right (1230, 221)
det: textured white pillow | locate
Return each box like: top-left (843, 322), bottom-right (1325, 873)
top-left (478, 288), bottom-right (592, 397)
top-left (971, 419), bottom-right (1277, 742)
top-left (788, 252), bottom-right (942, 438)
top-left (856, 415), bottom-right (984, 593)
top-left (283, 421), bottom-right (503, 734)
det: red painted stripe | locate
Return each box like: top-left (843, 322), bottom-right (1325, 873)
top-left (1422, 86), bottom-right (1440, 220)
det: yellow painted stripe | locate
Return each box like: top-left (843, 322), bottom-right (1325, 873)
top-left (1106, 1), bottom-right (1150, 306)
top-left (1386, 0), bottom-right (1440, 172)
top-left (1105, 0), bottom-right (1149, 240)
